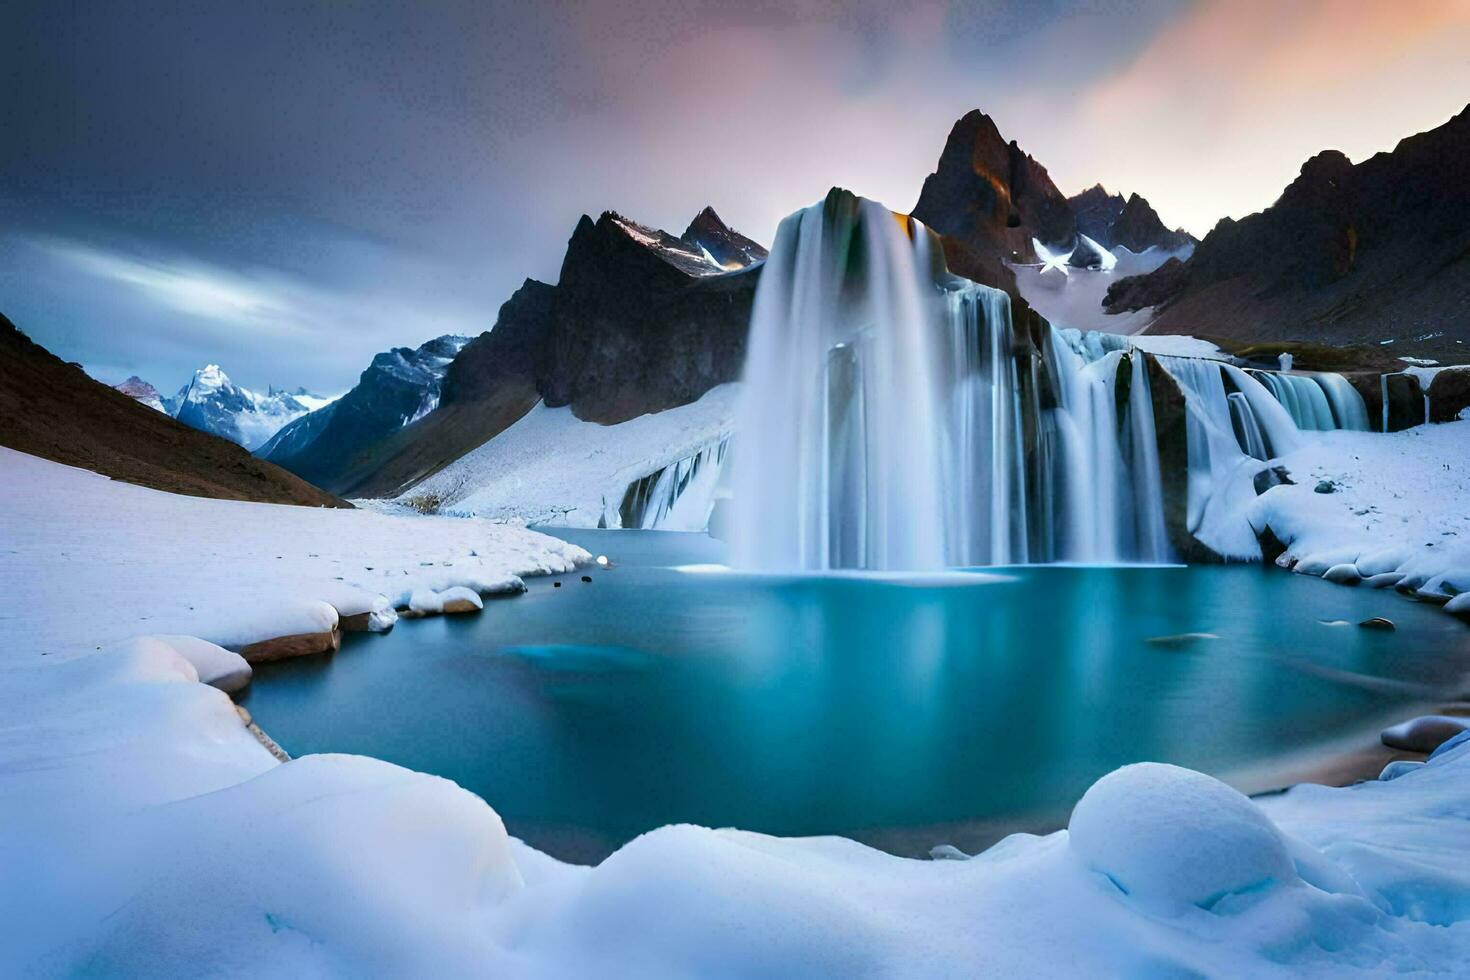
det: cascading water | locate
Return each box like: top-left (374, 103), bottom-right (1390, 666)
top-left (1044, 331), bottom-right (1170, 563)
top-left (729, 192), bottom-right (950, 570)
top-left (1252, 371), bottom-right (1369, 431)
top-left (1313, 373), bottom-right (1371, 430)
top-left (730, 189), bottom-right (1172, 571)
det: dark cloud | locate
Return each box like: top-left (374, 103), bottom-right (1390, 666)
top-left (1, 0), bottom-right (1200, 391)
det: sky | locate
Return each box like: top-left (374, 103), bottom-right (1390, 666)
top-left (3, 0), bottom-right (1468, 394)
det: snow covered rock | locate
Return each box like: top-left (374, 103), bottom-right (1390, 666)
top-left (1445, 591), bottom-right (1470, 620)
top-left (1378, 760), bottom-right (1424, 781)
top-left (404, 587), bottom-right (482, 617)
top-left (1068, 763), bottom-right (1296, 915)
top-left (439, 587), bottom-right (483, 614)
top-left (1322, 563), bottom-right (1362, 584)
top-left (1381, 715), bottom-right (1470, 753)
top-left (150, 635), bottom-right (252, 693)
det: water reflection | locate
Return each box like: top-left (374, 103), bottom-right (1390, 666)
top-left (244, 532), bottom-right (1468, 862)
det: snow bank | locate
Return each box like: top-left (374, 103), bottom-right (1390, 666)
top-left (399, 384), bottom-right (739, 526)
top-left (13, 635), bottom-right (1465, 978)
top-left (1249, 421), bottom-right (1470, 613)
top-left (5, 444), bottom-right (1470, 973)
top-left (0, 447), bottom-right (587, 660)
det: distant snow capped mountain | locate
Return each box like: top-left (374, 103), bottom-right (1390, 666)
top-left (167, 364), bottom-right (337, 450)
top-left (258, 334), bottom-right (471, 492)
top-left (113, 376), bottom-right (166, 413)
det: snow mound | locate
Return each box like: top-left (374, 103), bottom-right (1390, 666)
top-left (1069, 763), bottom-right (1296, 914)
top-left (148, 634), bottom-right (252, 693)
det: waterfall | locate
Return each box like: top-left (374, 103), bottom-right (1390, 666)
top-left (942, 286), bottom-right (1031, 565)
top-left (1127, 350), bottom-right (1171, 562)
top-left (1314, 373), bottom-right (1371, 430)
top-left (622, 438), bottom-right (730, 531)
top-left (1253, 370), bottom-right (1369, 431)
top-left (730, 190), bottom-right (1176, 571)
top-left (1228, 393), bottom-right (1267, 460)
top-left (729, 192), bottom-right (949, 570)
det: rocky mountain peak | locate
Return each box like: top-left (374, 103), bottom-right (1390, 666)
top-left (910, 108), bottom-right (1078, 300)
top-left (681, 206), bottom-right (767, 268)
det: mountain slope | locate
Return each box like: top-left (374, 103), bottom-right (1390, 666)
top-left (0, 314), bottom-right (346, 506)
top-left (347, 207), bottom-right (762, 498)
top-left (1107, 104), bottom-right (1470, 355)
top-left (258, 334), bottom-right (470, 494)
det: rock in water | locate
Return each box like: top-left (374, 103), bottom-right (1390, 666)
top-left (438, 586), bottom-right (483, 614)
top-left (1144, 632), bottom-right (1220, 648)
top-left (1322, 563), bottom-right (1362, 585)
top-left (1358, 617), bottom-right (1395, 630)
top-left (1069, 763), bottom-right (1296, 915)
top-left (1381, 716), bottom-right (1470, 753)
top-left (1444, 592), bottom-right (1470, 621)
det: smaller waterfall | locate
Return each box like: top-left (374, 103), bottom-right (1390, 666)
top-left (1253, 370), bottom-right (1369, 431)
top-left (1047, 329), bottom-right (1171, 564)
top-left (1313, 373), bottom-right (1371, 430)
top-left (621, 438), bottom-right (730, 531)
top-left (1228, 392), bottom-right (1267, 460)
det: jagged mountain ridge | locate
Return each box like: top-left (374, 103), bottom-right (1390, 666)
top-left (114, 375), bottom-right (166, 413)
top-left (331, 206), bottom-right (764, 498)
top-left (0, 313), bottom-right (346, 506)
top-left (910, 109), bottom-right (1191, 297)
top-left (257, 334), bottom-right (471, 494)
top-left (1069, 185), bottom-right (1194, 254)
top-left (1106, 103), bottom-right (1470, 355)
top-left (166, 364), bottom-right (333, 451)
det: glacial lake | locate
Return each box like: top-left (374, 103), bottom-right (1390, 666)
top-left (242, 529), bottom-right (1469, 863)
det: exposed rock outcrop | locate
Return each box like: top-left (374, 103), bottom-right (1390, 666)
top-left (1427, 366), bottom-right (1470, 423)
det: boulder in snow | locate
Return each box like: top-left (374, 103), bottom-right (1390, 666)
top-left (239, 628), bottom-right (341, 663)
top-left (1068, 763), bottom-right (1296, 915)
top-left (1381, 715), bottom-right (1470, 754)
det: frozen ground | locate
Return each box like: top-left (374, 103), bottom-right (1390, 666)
top-left (400, 383), bottom-right (738, 526)
top-left (1250, 421), bottom-right (1470, 606)
top-left (0, 447), bottom-right (588, 660)
top-left (2, 443), bottom-right (1469, 974)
